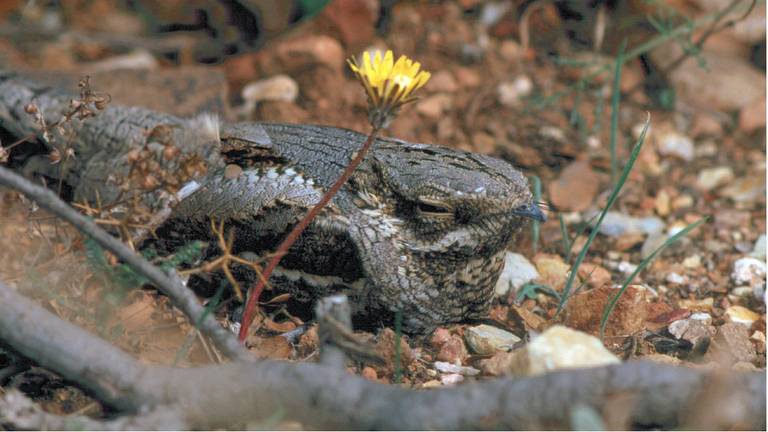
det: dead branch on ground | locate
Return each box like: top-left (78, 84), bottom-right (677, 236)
top-left (0, 280), bottom-right (763, 430)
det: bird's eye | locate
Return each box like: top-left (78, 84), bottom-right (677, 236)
top-left (416, 199), bottom-right (453, 218)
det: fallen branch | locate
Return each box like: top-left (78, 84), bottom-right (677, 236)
top-left (0, 280), bottom-right (763, 430)
top-left (0, 390), bottom-right (187, 431)
top-left (0, 165), bottom-right (250, 362)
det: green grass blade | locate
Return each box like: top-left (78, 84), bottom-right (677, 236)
top-left (530, 175), bottom-right (542, 254)
top-left (530, 2), bottom-right (744, 109)
top-left (610, 39), bottom-right (627, 185)
top-left (559, 214), bottom-right (571, 257)
top-left (556, 115), bottom-right (650, 315)
top-left (566, 213), bottom-right (600, 263)
top-left (599, 217), bottom-right (708, 339)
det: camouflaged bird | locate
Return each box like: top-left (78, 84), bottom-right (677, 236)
top-left (0, 71), bottom-right (543, 332)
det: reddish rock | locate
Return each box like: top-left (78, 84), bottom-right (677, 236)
top-left (706, 322), bottom-right (758, 365)
top-left (436, 335), bottom-right (469, 364)
top-left (548, 160), bottom-right (600, 212)
top-left (361, 366), bottom-right (378, 381)
top-left (739, 97), bottom-right (766, 133)
top-left (577, 263), bottom-right (612, 289)
top-left (430, 327), bottom-right (452, 348)
top-left (375, 328), bottom-right (415, 375)
top-left (315, 0), bottom-right (378, 50)
top-left (563, 285), bottom-right (650, 337)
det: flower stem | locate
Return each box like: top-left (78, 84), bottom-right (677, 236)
top-left (238, 127), bottom-right (381, 342)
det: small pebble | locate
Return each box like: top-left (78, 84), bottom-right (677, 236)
top-left (725, 305), bottom-right (761, 327)
top-left (696, 166), bottom-right (734, 191)
top-left (657, 130), bottom-right (695, 161)
top-left (672, 194), bottom-right (694, 209)
top-left (731, 257), bottom-right (766, 287)
top-left (242, 74), bottom-right (299, 103)
top-left (707, 323), bottom-right (757, 365)
top-left (440, 373), bottom-right (464, 386)
top-left (465, 324), bottom-right (521, 355)
top-left (689, 312), bottom-right (713, 325)
top-left (750, 235), bottom-right (766, 261)
top-left (666, 272), bottom-right (687, 285)
top-left (668, 318), bottom-right (715, 353)
top-left (731, 286), bottom-right (754, 297)
top-left (436, 335), bottom-right (468, 364)
top-left (361, 366), bottom-right (378, 381)
top-left (497, 76), bottom-right (533, 107)
top-left (618, 261), bottom-right (638, 274)
top-left (523, 326), bottom-right (619, 375)
top-left (593, 212), bottom-right (664, 238)
top-left (434, 361), bottom-right (480, 376)
top-left (494, 252), bottom-right (539, 297)
top-left (719, 177), bottom-right (765, 203)
top-left (415, 94), bottom-right (453, 119)
top-left (682, 255), bottom-right (702, 269)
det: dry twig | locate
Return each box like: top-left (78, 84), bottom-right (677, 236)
top-left (0, 165), bottom-right (250, 362)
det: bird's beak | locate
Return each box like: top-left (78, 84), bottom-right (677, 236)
top-left (513, 202), bottom-right (546, 222)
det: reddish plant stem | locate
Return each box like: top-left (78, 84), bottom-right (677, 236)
top-left (239, 128), bottom-right (380, 341)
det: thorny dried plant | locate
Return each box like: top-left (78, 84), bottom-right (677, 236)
top-left (18, 77), bottom-right (211, 247)
top-left (179, 218), bottom-right (270, 302)
top-left (24, 76), bottom-right (110, 167)
top-left (82, 123), bottom-right (210, 245)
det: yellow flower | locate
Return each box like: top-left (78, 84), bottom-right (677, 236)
top-left (348, 50), bottom-right (431, 128)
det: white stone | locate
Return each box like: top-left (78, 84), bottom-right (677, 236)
top-left (497, 76), bottom-right (533, 107)
top-left (682, 255), bottom-right (702, 269)
top-left (668, 319), bottom-right (689, 339)
top-left (524, 326), bottom-right (619, 375)
top-left (434, 361), bottom-right (480, 376)
top-left (696, 166), bottom-right (734, 191)
top-left (593, 212), bottom-right (664, 238)
top-left (465, 325), bottom-right (522, 355)
top-left (725, 306), bottom-right (761, 327)
top-left (666, 272), bottom-right (686, 285)
top-left (657, 131), bottom-right (695, 161)
top-left (242, 74), bottom-right (299, 103)
top-left (494, 252), bottom-right (539, 297)
top-left (731, 257), bottom-right (766, 286)
top-left (618, 261), bottom-right (638, 274)
top-left (440, 373), bottom-right (464, 386)
top-left (731, 286), bottom-right (754, 297)
top-left (689, 312), bottom-right (712, 325)
top-left (750, 235), bottom-right (766, 261)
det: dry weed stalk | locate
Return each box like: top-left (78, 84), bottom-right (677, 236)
top-left (179, 218), bottom-right (270, 302)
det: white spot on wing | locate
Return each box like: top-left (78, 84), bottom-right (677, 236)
top-left (178, 180), bottom-right (201, 199)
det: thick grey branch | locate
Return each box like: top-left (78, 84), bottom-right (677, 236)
top-left (0, 165), bottom-right (250, 362)
top-left (0, 280), bottom-right (763, 430)
top-left (0, 390), bottom-right (187, 430)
